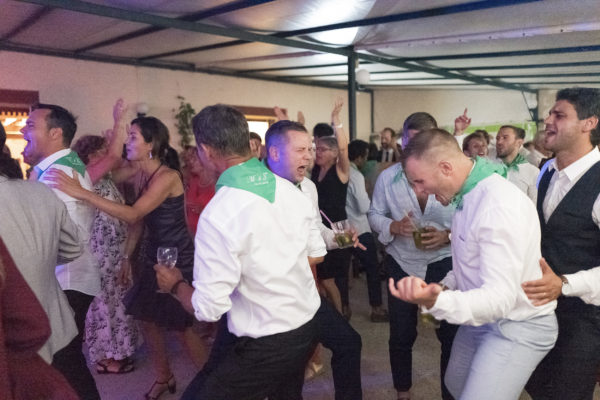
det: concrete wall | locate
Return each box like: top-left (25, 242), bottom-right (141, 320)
top-left (0, 52), bottom-right (373, 148)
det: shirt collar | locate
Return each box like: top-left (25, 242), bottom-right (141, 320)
top-left (36, 148), bottom-right (71, 172)
top-left (548, 147), bottom-right (600, 182)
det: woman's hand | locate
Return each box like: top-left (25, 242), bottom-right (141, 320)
top-left (45, 169), bottom-right (89, 200)
top-left (331, 97), bottom-right (344, 126)
top-left (117, 258), bottom-right (132, 287)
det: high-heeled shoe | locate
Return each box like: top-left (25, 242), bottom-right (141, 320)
top-left (144, 374), bottom-right (176, 400)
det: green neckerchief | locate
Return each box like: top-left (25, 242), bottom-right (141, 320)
top-left (51, 150), bottom-right (87, 176)
top-left (392, 164), bottom-right (405, 184)
top-left (503, 152), bottom-right (527, 172)
top-left (216, 157), bottom-right (276, 203)
top-left (451, 157), bottom-right (507, 210)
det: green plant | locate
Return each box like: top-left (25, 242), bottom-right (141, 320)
top-left (173, 96), bottom-right (196, 147)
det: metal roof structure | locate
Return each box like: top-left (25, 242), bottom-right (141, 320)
top-left (2, 0), bottom-right (599, 92)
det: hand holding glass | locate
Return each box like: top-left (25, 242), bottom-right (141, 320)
top-left (157, 247), bottom-right (178, 268)
top-left (331, 220), bottom-right (354, 249)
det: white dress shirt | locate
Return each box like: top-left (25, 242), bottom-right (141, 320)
top-left (368, 164), bottom-right (453, 279)
top-left (432, 174), bottom-right (556, 326)
top-left (346, 163), bottom-right (372, 235)
top-left (539, 147), bottom-right (600, 305)
top-left (37, 149), bottom-right (101, 296)
top-left (192, 174), bottom-right (325, 338)
top-left (506, 162), bottom-right (539, 203)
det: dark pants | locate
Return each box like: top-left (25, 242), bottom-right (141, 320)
top-left (52, 290), bottom-right (100, 400)
top-left (526, 297), bottom-right (600, 400)
top-left (330, 250), bottom-right (352, 307)
top-left (182, 314), bottom-right (318, 400)
top-left (387, 256), bottom-right (457, 400)
top-left (352, 232), bottom-right (383, 307)
top-left (316, 298), bottom-right (363, 400)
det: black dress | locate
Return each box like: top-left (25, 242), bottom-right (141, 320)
top-left (311, 164), bottom-right (351, 281)
top-left (124, 194), bottom-right (195, 331)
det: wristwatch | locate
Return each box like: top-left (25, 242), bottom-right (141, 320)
top-left (559, 274), bottom-right (572, 296)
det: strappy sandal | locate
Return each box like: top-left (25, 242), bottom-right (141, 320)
top-left (145, 374), bottom-right (176, 400)
top-left (96, 358), bottom-right (134, 374)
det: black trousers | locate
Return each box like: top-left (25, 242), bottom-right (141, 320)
top-left (182, 314), bottom-right (318, 400)
top-left (52, 290), bottom-right (100, 400)
top-left (387, 256), bottom-right (458, 400)
top-left (352, 232), bottom-right (383, 307)
top-left (316, 298), bottom-right (363, 400)
top-left (526, 297), bottom-right (600, 400)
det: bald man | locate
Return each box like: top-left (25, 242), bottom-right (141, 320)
top-left (389, 128), bottom-right (557, 400)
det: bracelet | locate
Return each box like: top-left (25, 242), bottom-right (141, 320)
top-left (170, 278), bottom-right (188, 295)
top-left (121, 254), bottom-right (130, 261)
top-left (331, 123), bottom-right (343, 129)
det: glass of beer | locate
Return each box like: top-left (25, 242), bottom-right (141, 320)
top-left (331, 220), bottom-right (354, 249)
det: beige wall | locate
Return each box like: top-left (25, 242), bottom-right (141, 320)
top-left (0, 52), bottom-right (373, 148)
top-left (373, 88), bottom-right (534, 135)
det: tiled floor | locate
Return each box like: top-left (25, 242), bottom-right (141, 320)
top-left (94, 274), bottom-right (600, 399)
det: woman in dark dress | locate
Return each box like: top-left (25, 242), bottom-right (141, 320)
top-left (48, 116), bottom-right (207, 400)
top-left (311, 98), bottom-right (351, 318)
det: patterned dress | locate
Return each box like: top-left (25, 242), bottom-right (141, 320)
top-left (85, 177), bottom-right (142, 362)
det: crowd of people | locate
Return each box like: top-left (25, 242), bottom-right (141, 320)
top-left (0, 86), bottom-right (598, 400)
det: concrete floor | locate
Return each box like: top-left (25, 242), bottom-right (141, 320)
top-left (93, 273), bottom-right (600, 400)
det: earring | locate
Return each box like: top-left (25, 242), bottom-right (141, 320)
top-left (148, 151), bottom-right (153, 159)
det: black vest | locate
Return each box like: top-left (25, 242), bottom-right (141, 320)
top-left (537, 161), bottom-right (600, 275)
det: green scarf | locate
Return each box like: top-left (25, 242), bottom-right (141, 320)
top-left (51, 151), bottom-right (87, 176)
top-left (216, 157), bottom-right (276, 203)
top-left (503, 152), bottom-right (527, 172)
top-left (451, 157), bottom-right (507, 210)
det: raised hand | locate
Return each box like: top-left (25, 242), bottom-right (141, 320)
top-left (454, 108), bottom-right (471, 135)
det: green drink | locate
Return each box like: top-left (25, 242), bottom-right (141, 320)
top-left (412, 228), bottom-right (426, 250)
top-left (335, 232), bottom-right (354, 248)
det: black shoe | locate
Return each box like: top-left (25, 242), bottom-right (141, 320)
top-left (370, 309), bottom-right (389, 323)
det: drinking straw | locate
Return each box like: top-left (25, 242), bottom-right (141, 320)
top-left (320, 209), bottom-right (334, 227)
top-left (403, 209), bottom-right (418, 230)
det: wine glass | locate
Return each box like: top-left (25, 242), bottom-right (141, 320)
top-left (156, 247), bottom-right (178, 293)
top-left (157, 247), bottom-right (178, 269)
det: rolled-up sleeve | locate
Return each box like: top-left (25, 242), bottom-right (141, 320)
top-left (191, 216), bottom-right (241, 322)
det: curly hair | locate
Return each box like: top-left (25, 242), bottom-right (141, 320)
top-left (72, 135), bottom-right (106, 165)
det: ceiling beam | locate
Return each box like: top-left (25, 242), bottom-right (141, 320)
top-left (138, 0), bottom-right (540, 60)
top-left (74, 0), bottom-right (274, 53)
top-left (487, 73), bottom-right (600, 79)
top-left (0, 42), bottom-right (372, 92)
top-left (396, 44), bottom-right (600, 61)
top-left (1, 5), bottom-right (52, 41)
top-left (17, 0), bottom-right (351, 57)
top-left (13, 0), bottom-right (536, 92)
top-left (450, 60), bottom-right (600, 71)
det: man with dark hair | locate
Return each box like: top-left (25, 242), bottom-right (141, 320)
top-left (496, 125), bottom-right (539, 202)
top-left (369, 112), bottom-right (456, 400)
top-left (265, 119), bottom-right (363, 400)
top-left (392, 128), bottom-right (557, 400)
top-left (347, 139), bottom-right (388, 322)
top-left (523, 87), bottom-right (600, 400)
top-left (155, 105), bottom-right (326, 400)
top-left (19, 103), bottom-right (101, 399)
top-left (378, 127), bottom-right (399, 162)
top-left (313, 122), bottom-right (334, 138)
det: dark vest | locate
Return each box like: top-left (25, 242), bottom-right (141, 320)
top-left (537, 161), bottom-right (600, 275)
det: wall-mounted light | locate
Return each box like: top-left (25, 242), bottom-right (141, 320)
top-left (356, 68), bottom-right (371, 85)
top-left (136, 102), bottom-right (149, 117)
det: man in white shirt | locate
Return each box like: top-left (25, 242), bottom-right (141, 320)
top-left (369, 112), bottom-right (457, 400)
top-left (522, 87), bottom-right (600, 400)
top-left (155, 105), bottom-right (326, 400)
top-left (265, 119), bottom-right (363, 400)
top-left (378, 127), bottom-right (399, 162)
top-left (20, 103), bottom-right (101, 400)
top-left (390, 128), bottom-right (557, 400)
top-left (347, 139), bottom-right (388, 322)
top-left (495, 125), bottom-right (539, 202)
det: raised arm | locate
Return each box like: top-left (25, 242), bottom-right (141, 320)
top-left (332, 97), bottom-right (350, 184)
top-left (87, 99), bottom-right (130, 184)
top-left (453, 108), bottom-right (471, 137)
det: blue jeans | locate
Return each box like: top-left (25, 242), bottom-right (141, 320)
top-left (446, 314), bottom-right (558, 400)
